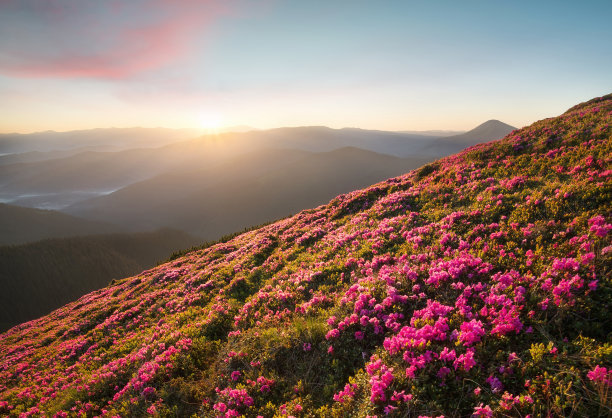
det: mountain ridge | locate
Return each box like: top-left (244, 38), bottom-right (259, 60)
top-left (0, 127), bottom-right (201, 154)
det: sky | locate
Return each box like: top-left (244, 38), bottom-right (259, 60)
top-left (0, 0), bottom-right (611, 134)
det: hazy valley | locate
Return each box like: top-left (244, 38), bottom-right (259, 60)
top-left (1, 120), bottom-right (514, 234)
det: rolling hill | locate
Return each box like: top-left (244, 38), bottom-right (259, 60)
top-left (1, 96), bottom-right (609, 416)
top-left (0, 147), bottom-right (188, 209)
top-left (0, 229), bottom-right (201, 332)
top-left (0, 203), bottom-right (118, 245)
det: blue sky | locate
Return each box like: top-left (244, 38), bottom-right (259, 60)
top-left (0, 0), bottom-right (610, 133)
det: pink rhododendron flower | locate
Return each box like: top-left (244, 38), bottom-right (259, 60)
top-left (473, 404), bottom-right (493, 417)
top-left (587, 365), bottom-right (612, 386)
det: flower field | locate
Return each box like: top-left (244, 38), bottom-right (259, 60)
top-left (1, 94), bottom-right (610, 417)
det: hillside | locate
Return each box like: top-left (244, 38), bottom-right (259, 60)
top-left (0, 95), bottom-right (610, 416)
top-left (0, 229), bottom-right (201, 332)
top-left (0, 203), bottom-right (118, 245)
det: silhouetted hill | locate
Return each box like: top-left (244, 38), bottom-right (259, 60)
top-left (237, 126), bottom-right (436, 156)
top-left (65, 147), bottom-right (432, 238)
top-left (0, 94), bottom-right (609, 416)
top-left (0, 203), bottom-right (118, 245)
top-left (419, 119), bottom-right (516, 156)
top-left (465, 119), bottom-right (515, 137)
top-left (0, 228), bottom-right (201, 331)
top-left (396, 129), bottom-right (464, 136)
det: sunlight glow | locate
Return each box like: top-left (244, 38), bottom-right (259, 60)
top-left (198, 112), bottom-right (224, 134)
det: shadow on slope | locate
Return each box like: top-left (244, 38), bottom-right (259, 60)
top-left (0, 229), bottom-right (201, 332)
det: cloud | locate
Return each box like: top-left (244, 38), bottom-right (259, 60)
top-left (0, 0), bottom-right (240, 79)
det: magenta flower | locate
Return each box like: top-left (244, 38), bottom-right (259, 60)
top-left (473, 404), bottom-right (493, 417)
top-left (587, 365), bottom-right (612, 386)
top-left (459, 319), bottom-right (486, 346)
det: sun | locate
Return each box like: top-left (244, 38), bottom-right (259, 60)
top-left (198, 112), bottom-right (224, 134)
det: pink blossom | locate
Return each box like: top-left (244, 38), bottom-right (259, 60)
top-left (454, 348), bottom-right (477, 371)
top-left (587, 365), bottom-right (612, 386)
top-left (459, 319), bottom-right (486, 346)
top-left (333, 383), bottom-right (357, 403)
top-left (473, 404), bottom-right (493, 417)
top-left (213, 402), bottom-right (227, 412)
top-left (326, 329), bottom-right (340, 340)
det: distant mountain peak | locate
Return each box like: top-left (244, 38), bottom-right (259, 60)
top-left (468, 119), bottom-right (516, 133)
top-left (419, 119), bottom-right (517, 157)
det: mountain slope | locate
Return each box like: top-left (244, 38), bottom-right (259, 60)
top-left (0, 148), bottom-right (183, 209)
top-left (0, 203), bottom-right (118, 245)
top-left (0, 229), bottom-right (201, 332)
top-left (0, 95), bottom-right (610, 417)
top-left (64, 147), bottom-right (431, 238)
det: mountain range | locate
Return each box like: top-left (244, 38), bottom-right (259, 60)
top-left (0, 127), bottom-right (201, 156)
top-left (1, 119), bottom-right (514, 238)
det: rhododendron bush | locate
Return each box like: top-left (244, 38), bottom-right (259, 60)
top-left (1, 95), bottom-right (610, 416)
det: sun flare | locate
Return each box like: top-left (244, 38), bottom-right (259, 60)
top-left (198, 112), bottom-right (224, 134)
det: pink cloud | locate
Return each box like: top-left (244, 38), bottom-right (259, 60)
top-left (0, 0), bottom-right (243, 79)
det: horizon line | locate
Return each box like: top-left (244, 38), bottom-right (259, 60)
top-left (0, 119), bottom-right (517, 136)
